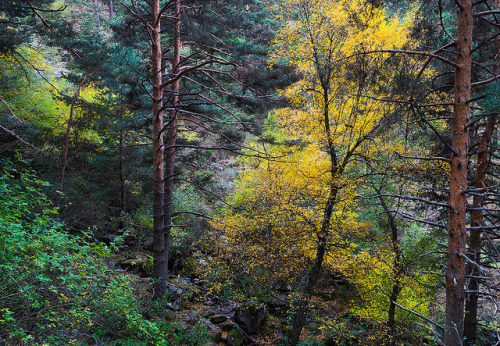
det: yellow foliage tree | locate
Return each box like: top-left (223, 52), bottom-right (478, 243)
top-left (210, 0), bottom-right (419, 344)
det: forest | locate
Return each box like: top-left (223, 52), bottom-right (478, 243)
top-left (0, 0), bottom-right (499, 345)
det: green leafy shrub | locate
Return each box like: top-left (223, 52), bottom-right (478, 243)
top-left (0, 162), bottom-right (211, 345)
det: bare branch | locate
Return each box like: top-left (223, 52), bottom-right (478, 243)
top-left (391, 210), bottom-right (447, 229)
top-left (0, 124), bottom-right (47, 155)
top-left (396, 152), bottom-right (450, 163)
top-left (393, 301), bottom-right (444, 331)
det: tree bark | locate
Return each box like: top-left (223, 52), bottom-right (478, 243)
top-left (445, 0), bottom-right (473, 343)
top-left (463, 118), bottom-right (496, 345)
top-left (108, 0), bottom-right (113, 19)
top-left (376, 188), bottom-right (402, 345)
top-left (163, 0), bottom-right (181, 284)
top-left (94, 0), bottom-right (101, 32)
top-left (463, 2), bottom-right (500, 337)
top-left (288, 81), bottom-right (336, 346)
top-left (151, 0), bottom-right (167, 299)
top-left (288, 190), bottom-right (334, 346)
top-left (119, 110), bottom-right (126, 225)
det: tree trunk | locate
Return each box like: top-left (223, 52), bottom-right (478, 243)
top-left (445, 0), bottom-right (473, 343)
top-left (151, 0), bottom-right (167, 299)
top-left (108, 0), bottom-right (113, 19)
top-left (288, 85), bottom-right (336, 346)
top-left (375, 188), bottom-right (402, 345)
top-left (463, 2), bottom-right (499, 336)
top-left (94, 0), bottom-right (101, 32)
top-left (57, 80), bottom-right (84, 206)
top-left (119, 110), bottom-right (126, 226)
top-left (163, 0), bottom-right (181, 282)
top-left (463, 119), bottom-right (496, 345)
top-left (288, 191), bottom-right (333, 346)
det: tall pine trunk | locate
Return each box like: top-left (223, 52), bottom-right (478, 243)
top-left (151, 0), bottom-right (167, 299)
top-left (463, 119), bottom-right (496, 344)
top-left (445, 0), bottom-right (473, 343)
top-left (119, 110), bottom-right (126, 225)
top-left (163, 0), bottom-right (181, 288)
top-left (463, 3), bottom-right (499, 336)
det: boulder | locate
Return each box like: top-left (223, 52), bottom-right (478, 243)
top-left (234, 302), bottom-right (267, 335)
top-left (209, 314), bottom-right (228, 324)
top-left (219, 321), bottom-right (254, 346)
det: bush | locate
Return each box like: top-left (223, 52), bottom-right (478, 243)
top-left (0, 162), bottom-right (211, 345)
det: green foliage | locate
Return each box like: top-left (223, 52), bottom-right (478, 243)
top-left (0, 161), bottom-right (211, 345)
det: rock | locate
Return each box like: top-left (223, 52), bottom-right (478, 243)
top-left (186, 310), bottom-right (197, 322)
top-left (219, 321), bottom-right (238, 332)
top-left (101, 233), bottom-right (118, 244)
top-left (209, 314), bottom-right (228, 324)
top-left (200, 317), bottom-right (223, 342)
top-left (206, 307), bottom-right (220, 316)
top-left (227, 327), bottom-right (244, 346)
top-left (234, 302), bottom-right (267, 335)
top-left (220, 321), bottom-right (254, 346)
top-left (166, 298), bottom-right (182, 311)
top-left (165, 283), bottom-right (183, 300)
top-left (120, 253), bottom-right (153, 276)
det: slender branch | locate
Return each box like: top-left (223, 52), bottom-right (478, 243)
top-left (471, 74), bottom-right (500, 87)
top-left (366, 193), bottom-right (450, 208)
top-left (360, 49), bottom-right (458, 67)
top-left (0, 124), bottom-right (47, 154)
top-left (393, 301), bottom-right (444, 330)
top-left (171, 211), bottom-right (213, 219)
top-left (391, 210), bottom-right (447, 229)
top-left (156, 0), bottom-right (176, 25)
top-left (159, 59), bottom-right (233, 89)
top-left (396, 152), bottom-right (450, 162)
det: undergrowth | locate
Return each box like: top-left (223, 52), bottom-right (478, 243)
top-left (0, 161), bottom-right (211, 345)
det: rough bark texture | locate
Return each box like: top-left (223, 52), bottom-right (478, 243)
top-left (445, 0), bottom-right (473, 343)
top-left (163, 0), bottom-right (181, 288)
top-left (151, 0), bottom-right (167, 299)
top-left (463, 4), bottom-right (500, 337)
top-left (463, 119), bottom-right (496, 345)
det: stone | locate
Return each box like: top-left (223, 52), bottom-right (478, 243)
top-left (186, 310), bottom-right (197, 322)
top-left (166, 298), bottom-right (182, 311)
top-left (200, 317), bottom-right (223, 342)
top-left (165, 283), bottom-right (183, 300)
top-left (227, 328), bottom-right (244, 346)
top-left (220, 322), bottom-right (254, 346)
top-left (234, 302), bottom-right (268, 335)
top-left (209, 314), bottom-right (228, 324)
